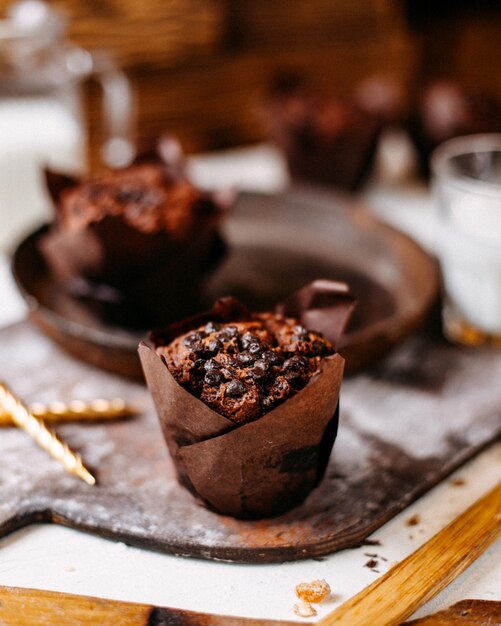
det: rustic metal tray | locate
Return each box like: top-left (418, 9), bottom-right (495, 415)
top-left (0, 321), bottom-right (500, 563)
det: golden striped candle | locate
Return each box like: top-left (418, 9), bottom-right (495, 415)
top-left (0, 397), bottom-right (137, 426)
top-left (0, 382), bottom-right (96, 486)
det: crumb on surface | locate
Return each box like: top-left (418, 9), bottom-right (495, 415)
top-left (295, 579), bottom-right (331, 603)
top-left (451, 477), bottom-right (466, 487)
top-left (406, 514), bottom-right (420, 526)
top-left (365, 558), bottom-right (378, 569)
top-left (294, 600), bottom-right (317, 618)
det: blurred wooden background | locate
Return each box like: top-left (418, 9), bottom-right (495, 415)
top-left (3, 0), bottom-right (501, 163)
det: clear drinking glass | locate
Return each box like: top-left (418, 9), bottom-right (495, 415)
top-left (432, 134), bottom-right (501, 346)
top-left (0, 0), bottom-right (134, 252)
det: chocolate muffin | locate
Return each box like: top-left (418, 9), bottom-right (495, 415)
top-left (40, 138), bottom-right (229, 327)
top-left (156, 315), bottom-right (334, 425)
top-left (56, 163), bottom-right (204, 240)
top-left (264, 75), bottom-right (382, 190)
top-left (139, 296), bottom-right (347, 519)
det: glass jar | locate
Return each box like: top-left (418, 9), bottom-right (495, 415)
top-left (0, 0), bottom-right (134, 252)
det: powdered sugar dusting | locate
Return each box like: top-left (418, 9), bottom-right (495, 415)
top-left (342, 336), bottom-right (501, 459)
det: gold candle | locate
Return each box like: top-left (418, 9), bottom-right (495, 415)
top-left (0, 397), bottom-right (137, 426)
top-left (0, 382), bottom-right (96, 486)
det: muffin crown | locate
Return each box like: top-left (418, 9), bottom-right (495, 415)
top-left (155, 313), bottom-right (334, 424)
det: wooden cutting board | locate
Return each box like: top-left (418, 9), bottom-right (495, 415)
top-left (0, 321), bottom-right (500, 563)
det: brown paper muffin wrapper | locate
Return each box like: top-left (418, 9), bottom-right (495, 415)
top-left (139, 292), bottom-right (349, 519)
top-left (139, 343), bottom-right (343, 519)
top-left (40, 222), bottom-right (226, 328)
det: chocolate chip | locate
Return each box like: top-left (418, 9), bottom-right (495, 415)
top-left (182, 331), bottom-right (206, 350)
top-left (248, 342), bottom-right (263, 355)
top-left (249, 360), bottom-right (268, 380)
top-left (189, 359), bottom-right (206, 380)
top-left (283, 356), bottom-right (308, 372)
top-left (237, 351), bottom-right (254, 366)
top-left (312, 339), bottom-right (328, 355)
top-left (225, 379), bottom-right (246, 398)
top-left (241, 333), bottom-right (258, 350)
top-left (204, 321), bottom-right (222, 334)
top-left (273, 378), bottom-right (290, 394)
top-left (263, 350), bottom-right (280, 365)
top-left (218, 326), bottom-right (238, 340)
top-left (204, 370), bottom-right (224, 387)
top-left (261, 396), bottom-right (274, 410)
top-left (284, 370), bottom-right (303, 383)
top-left (226, 342), bottom-right (237, 355)
top-left (204, 358), bottom-right (220, 371)
top-left (182, 334), bottom-right (196, 347)
top-left (207, 339), bottom-right (223, 353)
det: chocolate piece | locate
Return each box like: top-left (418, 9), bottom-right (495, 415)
top-left (39, 136), bottom-right (231, 328)
top-left (264, 76), bottom-right (382, 190)
top-left (277, 279), bottom-right (357, 350)
top-left (139, 296), bottom-right (347, 519)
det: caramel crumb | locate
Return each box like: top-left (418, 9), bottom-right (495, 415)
top-left (406, 514), bottom-right (420, 526)
top-left (295, 579), bottom-right (331, 603)
top-left (451, 477), bottom-right (466, 487)
top-left (294, 600), bottom-right (317, 618)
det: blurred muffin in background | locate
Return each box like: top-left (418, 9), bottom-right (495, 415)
top-left (264, 74), bottom-right (383, 191)
top-left (39, 136), bottom-right (231, 329)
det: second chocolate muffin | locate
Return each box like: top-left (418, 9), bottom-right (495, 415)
top-left (39, 138), bottom-right (230, 328)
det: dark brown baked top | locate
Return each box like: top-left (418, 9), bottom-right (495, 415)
top-left (156, 314), bottom-right (334, 424)
top-left (268, 85), bottom-right (376, 143)
top-left (57, 162), bottom-right (210, 238)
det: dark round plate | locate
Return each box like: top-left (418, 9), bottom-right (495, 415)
top-left (12, 187), bottom-right (439, 377)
